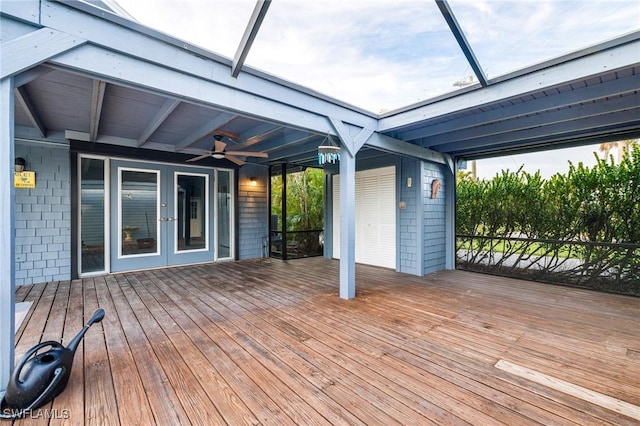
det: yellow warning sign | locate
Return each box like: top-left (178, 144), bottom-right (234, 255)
top-left (14, 171), bottom-right (36, 188)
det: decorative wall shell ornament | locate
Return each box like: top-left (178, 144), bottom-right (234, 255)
top-left (431, 178), bottom-right (441, 199)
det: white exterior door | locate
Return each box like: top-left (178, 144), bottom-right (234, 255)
top-left (333, 166), bottom-right (396, 269)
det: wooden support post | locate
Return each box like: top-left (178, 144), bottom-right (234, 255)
top-left (339, 146), bottom-right (356, 299)
top-left (444, 155), bottom-right (456, 269)
top-left (0, 76), bottom-right (15, 395)
top-left (281, 163), bottom-right (288, 261)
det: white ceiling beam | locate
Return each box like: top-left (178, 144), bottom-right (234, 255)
top-left (14, 65), bottom-right (54, 88)
top-left (137, 99), bottom-right (180, 147)
top-left (14, 86), bottom-right (46, 138)
top-left (236, 123), bottom-right (282, 148)
top-left (264, 143), bottom-right (327, 164)
top-left (397, 74), bottom-right (639, 141)
top-left (435, 0), bottom-right (488, 86)
top-left (66, 130), bottom-right (137, 148)
top-left (366, 133), bottom-right (447, 165)
top-left (380, 39), bottom-right (640, 132)
top-left (175, 113), bottom-right (236, 150)
top-left (250, 131), bottom-right (319, 155)
top-left (1, 28), bottom-right (86, 79)
top-left (89, 80), bottom-right (106, 142)
top-left (231, 0), bottom-right (272, 78)
top-left (443, 107), bottom-right (640, 153)
top-left (427, 95), bottom-right (639, 147)
top-left (49, 44), bottom-right (338, 136)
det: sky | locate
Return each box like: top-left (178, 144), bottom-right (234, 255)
top-left (473, 145), bottom-right (604, 180)
top-left (112, 0), bottom-right (639, 177)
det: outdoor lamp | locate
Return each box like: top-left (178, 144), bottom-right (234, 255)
top-left (15, 157), bottom-right (26, 172)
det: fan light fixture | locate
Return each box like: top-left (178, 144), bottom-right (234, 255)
top-left (317, 134), bottom-right (340, 165)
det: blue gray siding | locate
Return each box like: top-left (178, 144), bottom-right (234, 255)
top-left (237, 165), bottom-right (269, 259)
top-left (397, 158), bottom-right (448, 275)
top-left (398, 157), bottom-right (420, 274)
top-left (422, 161), bottom-right (447, 274)
top-left (14, 143), bottom-right (71, 285)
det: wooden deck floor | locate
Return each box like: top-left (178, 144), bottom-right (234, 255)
top-left (10, 258), bottom-right (640, 425)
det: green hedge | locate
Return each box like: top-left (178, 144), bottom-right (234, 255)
top-left (456, 145), bottom-right (639, 295)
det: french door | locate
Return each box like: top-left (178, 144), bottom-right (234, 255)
top-left (110, 160), bottom-right (213, 272)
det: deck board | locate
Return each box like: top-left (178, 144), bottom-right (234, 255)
top-left (9, 258), bottom-right (640, 425)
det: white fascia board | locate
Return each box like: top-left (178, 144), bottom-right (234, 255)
top-left (1, 27), bottom-right (87, 79)
top-left (379, 40), bottom-right (640, 132)
top-left (41, 1), bottom-right (378, 130)
top-left (0, 0), bottom-right (41, 24)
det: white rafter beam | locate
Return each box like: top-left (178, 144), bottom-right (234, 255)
top-left (14, 86), bottom-right (46, 138)
top-left (89, 80), bottom-right (106, 142)
top-left (138, 99), bottom-right (180, 147)
top-left (366, 133), bottom-right (447, 165)
top-left (236, 123), bottom-right (282, 148)
top-left (175, 113), bottom-right (237, 150)
top-left (231, 0), bottom-right (272, 78)
top-left (435, 0), bottom-right (487, 86)
top-left (14, 65), bottom-right (54, 88)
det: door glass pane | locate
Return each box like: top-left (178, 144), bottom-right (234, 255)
top-left (121, 169), bottom-right (158, 256)
top-left (80, 158), bottom-right (105, 273)
top-left (177, 174), bottom-right (207, 252)
top-left (217, 171), bottom-right (232, 258)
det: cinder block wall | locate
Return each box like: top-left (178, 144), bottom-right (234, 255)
top-left (237, 165), bottom-right (269, 259)
top-left (14, 143), bottom-right (71, 285)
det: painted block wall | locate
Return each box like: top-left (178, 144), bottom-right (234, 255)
top-left (237, 165), bottom-right (269, 259)
top-left (422, 161), bottom-right (447, 274)
top-left (14, 143), bottom-right (71, 285)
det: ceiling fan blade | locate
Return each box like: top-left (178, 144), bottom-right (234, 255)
top-left (224, 150), bottom-right (268, 158)
top-left (225, 155), bottom-right (245, 166)
top-left (186, 153), bottom-right (212, 162)
top-left (214, 140), bottom-right (227, 153)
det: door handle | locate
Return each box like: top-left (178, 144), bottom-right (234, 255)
top-left (159, 217), bottom-right (177, 222)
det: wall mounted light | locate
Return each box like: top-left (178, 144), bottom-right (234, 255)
top-left (249, 177), bottom-right (257, 186)
top-left (14, 157), bottom-right (26, 172)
